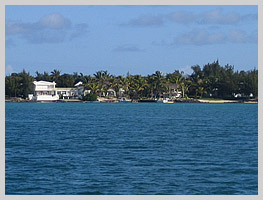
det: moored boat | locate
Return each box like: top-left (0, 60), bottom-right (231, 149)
top-left (163, 99), bottom-right (174, 103)
top-left (119, 97), bottom-right (132, 103)
top-left (157, 98), bottom-right (174, 103)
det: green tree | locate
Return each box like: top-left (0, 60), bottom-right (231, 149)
top-left (51, 69), bottom-right (61, 82)
top-left (18, 69), bottom-right (34, 98)
top-left (83, 93), bottom-right (98, 101)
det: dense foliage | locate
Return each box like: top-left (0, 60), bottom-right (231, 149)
top-left (82, 93), bottom-right (98, 101)
top-left (5, 61), bottom-right (258, 99)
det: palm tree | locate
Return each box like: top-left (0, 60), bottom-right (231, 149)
top-left (85, 82), bottom-right (99, 94)
top-left (94, 70), bottom-right (111, 83)
top-left (43, 71), bottom-right (51, 81)
top-left (129, 75), bottom-right (147, 99)
top-left (73, 72), bottom-right (78, 79)
top-left (197, 85), bottom-right (206, 98)
top-left (35, 71), bottom-right (43, 81)
top-left (180, 80), bottom-right (191, 98)
top-left (119, 76), bottom-right (130, 96)
top-left (110, 76), bottom-right (123, 98)
top-left (19, 69), bottom-right (34, 98)
top-left (51, 69), bottom-right (61, 82)
top-left (93, 71), bottom-right (104, 96)
top-left (93, 71), bottom-right (111, 96)
top-left (146, 75), bottom-right (156, 98)
top-left (153, 71), bottom-right (166, 98)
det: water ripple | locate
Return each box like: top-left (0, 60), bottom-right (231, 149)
top-left (5, 103), bottom-right (258, 194)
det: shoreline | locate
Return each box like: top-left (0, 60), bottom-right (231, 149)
top-left (5, 97), bottom-right (258, 104)
top-left (198, 99), bottom-right (258, 104)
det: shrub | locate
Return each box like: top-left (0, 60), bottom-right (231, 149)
top-left (83, 93), bottom-right (97, 101)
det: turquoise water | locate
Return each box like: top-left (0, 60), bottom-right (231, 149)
top-left (5, 103), bottom-right (258, 195)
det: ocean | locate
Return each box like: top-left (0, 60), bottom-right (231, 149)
top-left (5, 102), bottom-right (258, 195)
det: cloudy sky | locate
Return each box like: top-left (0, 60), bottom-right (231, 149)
top-left (5, 5), bottom-right (258, 76)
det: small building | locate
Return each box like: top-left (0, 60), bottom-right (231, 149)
top-left (233, 93), bottom-right (254, 98)
top-left (162, 83), bottom-right (182, 99)
top-left (105, 88), bottom-right (125, 98)
top-left (56, 87), bottom-right (76, 99)
top-left (106, 88), bottom-right (116, 97)
top-left (118, 88), bottom-right (125, 97)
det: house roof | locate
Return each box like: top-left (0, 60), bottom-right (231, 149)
top-left (55, 88), bottom-right (75, 91)
top-left (107, 88), bottom-right (115, 92)
top-left (33, 81), bottom-right (56, 85)
top-left (74, 81), bottom-right (83, 87)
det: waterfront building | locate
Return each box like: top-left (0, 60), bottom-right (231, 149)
top-left (100, 88), bottom-right (125, 98)
top-left (31, 81), bottom-right (86, 101)
top-left (32, 81), bottom-right (59, 101)
top-left (106, 88), bottom-right (116, 97)
top-left (162, 83), bottom-right (182, 99)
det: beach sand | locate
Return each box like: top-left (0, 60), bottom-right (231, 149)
top-left (198, 99), bottom-right (258, 103)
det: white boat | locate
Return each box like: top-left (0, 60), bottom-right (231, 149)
top-left (164, 100), bottom-right (174, 103)
top-left (119, 97), bottom-right (132, 103)
top-left (163, 98), bottom-right (174, 103)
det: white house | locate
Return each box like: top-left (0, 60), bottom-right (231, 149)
top-left (56, 87), bottom-right (75, 99)
top-left (161, 83), bottom-right (182, 99)
top-left (32, 81), bottom-right (59, 102)
top-left (31, 81), bottom-right (86, 102)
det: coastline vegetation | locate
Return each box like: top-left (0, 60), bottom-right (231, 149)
top-left (82, 93), bottom-right (98, 102)
top-left (5, 61), bottom-right (258, 100)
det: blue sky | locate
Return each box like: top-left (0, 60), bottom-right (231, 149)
top-left (5, 5), bottom-right (258, 76)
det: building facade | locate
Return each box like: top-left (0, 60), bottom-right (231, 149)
top-left (31, 81), bottom-right (85, 102)
top-left (32, 81), bottom-right (59, 101)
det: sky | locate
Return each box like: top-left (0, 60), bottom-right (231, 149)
top-left (5, 5), bottom-right (258, 76)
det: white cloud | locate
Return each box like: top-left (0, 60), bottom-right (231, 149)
top-left (5, 14), bottom-right (71, 36)
top-left (198, 8), bottom-right (240, 24)
top-left (6, 13), bottom-right (88, 44)
top-left (167, 11), bottom-right (196, 24)
top-left (120, 15), bottom-right (164, 27)
top-left (171, 29), bottom-right (257, 46)
top-left (122, 8), bottom-right (257, 27)
top-left (5, 21), bottom-right (31, 34)
top-left (39, 13), bottom-right (71, 29)
top-left (25, 30), bottom-right (68, 44)
top-left (169, 8), bottom-right (256, 25)
top-left (227, 30), bottom-right (257, 43)
top-left (114, 44), bottom-right (144, 52)
top-left (179, 65), bottom-right (193, 75)
top-left (173, 30), bottom-right (225, 46)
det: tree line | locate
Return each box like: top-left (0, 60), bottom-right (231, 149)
top-left (5, 61), bottom-right (258, 99)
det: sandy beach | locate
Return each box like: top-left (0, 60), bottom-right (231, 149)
top-left (198, 99), bottom-right (258, 103)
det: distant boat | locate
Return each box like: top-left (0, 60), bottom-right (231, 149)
top-left (164, 100), bottom-right (174, 103)
top-left (163, 98), bottom-right (174, 103)
top-left (157, 98), bottom-right (174, 103)
top-left (119, 97), bottom-right (132, 103)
